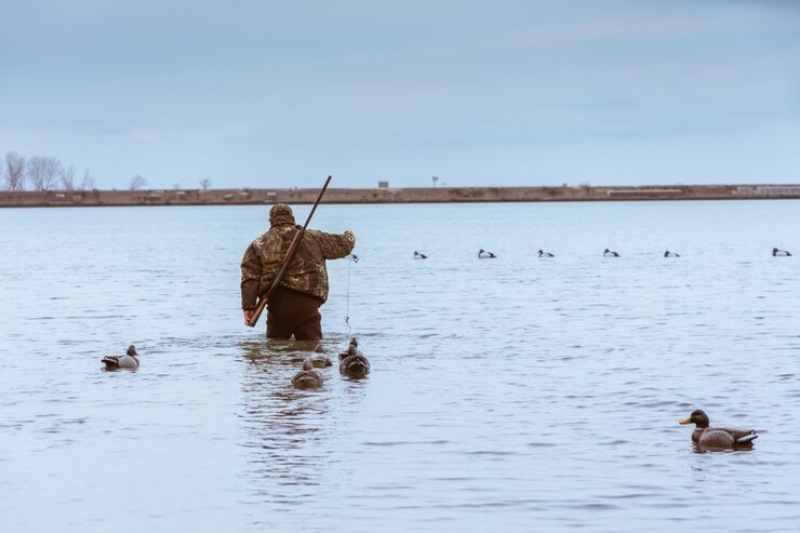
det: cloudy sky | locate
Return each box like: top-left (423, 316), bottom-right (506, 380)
top-left (2, 0), bottom-right (799, 190)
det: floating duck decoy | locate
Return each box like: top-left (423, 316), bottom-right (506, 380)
top-left (664, 250), bottom-right (680, 258)
top-left (772, 247), bottom-right (792, 257)
top-left (292, 358), bottom-right (324, 389)
top-left (308, 353), bottom-right (333, 368)
top-left (538, 249), bottom-right (554, 258)
top-left (101, 345), bottom-right (139, 371)
top-left (603, 248), bottom-right (620, 257)
top-left (339, 337), bottom-right (370, 379)
top-left (478, 249), bottom-right (497, 259)
top-left (314, 342), bottom-right (327, 353)
top-left (679, 409), bottom-right (758, 450)
top-left (414, 251), bottom-right (428, 259)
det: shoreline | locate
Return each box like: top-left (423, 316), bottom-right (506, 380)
top-left (2, 184), bottom-right (800, 207)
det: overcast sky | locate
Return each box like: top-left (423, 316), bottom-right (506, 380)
top-left (2, 0), bottom-right (799, 190)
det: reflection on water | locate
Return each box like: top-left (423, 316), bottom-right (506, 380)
top-left (238, 340), bottom-right (342, 506)
top-left (1, 201), bottom-right (800, 532)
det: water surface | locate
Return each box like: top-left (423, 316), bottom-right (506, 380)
top-left (1, 201), bottom-right (799, 532)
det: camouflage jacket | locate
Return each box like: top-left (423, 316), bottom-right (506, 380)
top-left (240, 223), bottom-right (355, 309)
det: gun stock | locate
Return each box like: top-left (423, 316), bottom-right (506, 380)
top-left (245, 175), bottom-right (332, 328)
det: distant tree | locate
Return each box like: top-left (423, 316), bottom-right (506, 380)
top-left (60, 165), bottom-right (76, 191)
top-left (27, 156), bottom-right (62, 191)
top-left (3, 151), bottom-right (27, 191)
top-left (79, 169), bottom-right (95, 190)
top-left (129, 174), bottom-right (147, 190)
top-left (432, 176), bottom-right (439, 187)
top-left (199, 178), bottom-right (211, 190)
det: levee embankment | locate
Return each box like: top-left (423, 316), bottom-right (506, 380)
top-left (2, 184), bottom-right (800, 208)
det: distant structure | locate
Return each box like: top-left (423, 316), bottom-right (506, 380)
top-left (378, 181), bottom-right (389, 188)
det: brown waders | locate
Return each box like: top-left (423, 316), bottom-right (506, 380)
top-left (266, 286), bottom-right (323, 341)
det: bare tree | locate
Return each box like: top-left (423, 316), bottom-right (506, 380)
top-left (199, 178), bottom-right (211, 190)
top-left (79, 169), bottom-right (95, 190)
top-left (60, 165), bottom-right (76, 191)
top-left (129, 174), bottom-right (147, 190)
top-left (3, 151), bottom-right (27, 191)
top-left (432, 176), bottom-right (439, 187)
top-left (27, 156), bottom-right (62, 191)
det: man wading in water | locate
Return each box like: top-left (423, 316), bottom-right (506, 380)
top-left (240, 203), bottom-right (355, 340)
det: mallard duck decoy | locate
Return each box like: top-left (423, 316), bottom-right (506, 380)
top-left (603, 248), bottom-right (620, 257)
top-left (679, 409), bottom-right (758, 449)
top-left (101, 345), bottom-right (139, 371)
top-left (414, 251), bottom-right (428, 259)
top-left (772, 247), bottom-right (792, 257)
top-left (664, 250), bottom-right (680, 258)
top-left (292, 359), bottom-right (324, 389)
top-left (313, 342), bottom-right (327, 353)
top-left (538, 249), bottom-right (554, 258)
top-left (478, 249), bottom-right (496, 259)
top-left (308, 353), bottom-right (333, 368)
top-left (339, 337), bottom-right (370, 379)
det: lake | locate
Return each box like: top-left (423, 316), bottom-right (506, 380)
top-left (1, 200), bottom-right (799, 532)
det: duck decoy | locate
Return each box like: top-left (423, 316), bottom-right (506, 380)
top-left (772, 247), bottom-right (792, 257)
top-left (538, 249), bottom-right (554, 258)
top-left (414, 251), bottom-right (428, 259)
top-left (679, 409), bottom-right (758, 449)
top-left (339, 337), bottom-right (370, 379)
top-left (664, 250), bottom-right (680, 258)
top-left (603, 248), bottom-right (620, 257)
top-left (308, 353), bottom-right (333, 368)
top-left (101, 345), bottom-right (140, 371)
top-left (478, 249), bottom-right (497, 259)
top-left (292, 358), bottom-right (324, 389)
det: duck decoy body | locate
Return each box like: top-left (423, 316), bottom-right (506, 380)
top-left (680, 409), bottom-right (757, 449)
top-left (603, 248), bottom-right (620, 257)
top-left (308, 354), bottom-right (333, 368)
top-left (292, 359), bottom-right (324, 389)
top-left (102, 345), bottom-right (140, 371)
top-left (772, 247), bottom-right (792, 257)
top-left (538, 250), bottom-right (554, 258)
top-left (414, 251), bottom-right (428, 259)
top-left (664, 250), bottom-right (680, 258)
top-left (339, 337), bottom-right (370, 379)
top-left (478, 249), bottom-right (497, 259)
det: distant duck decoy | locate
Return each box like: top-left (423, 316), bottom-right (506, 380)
top-left (101, 345), bottom-right (139, 371)
top-left (413, 251), bottom-right (428, 259)
top-left (664, 250), bottom-right (680, 258)
top-left (538, 249), bottom-right (554, 258)
top-left (292, 358), bottom-right (324, 389)
top-left (603, 248), bottom-right (620, 257)
top-left (772, 247), bottom-right (792, 257)
top-left (339, 337), bottom-right (370, 379)
top-left (478, 249), bottom-right (497, 259)
top-left (680, 409), bottom-right (758, 450)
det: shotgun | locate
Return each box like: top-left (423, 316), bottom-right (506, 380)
top-left (245, 175), bottom-right (332, 327)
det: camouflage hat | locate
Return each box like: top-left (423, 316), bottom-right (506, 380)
top-left (269, 203), bottom-right (295, 225)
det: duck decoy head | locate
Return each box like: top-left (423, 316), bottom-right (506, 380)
top-left (680, 409), bottom-right (710, 428)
